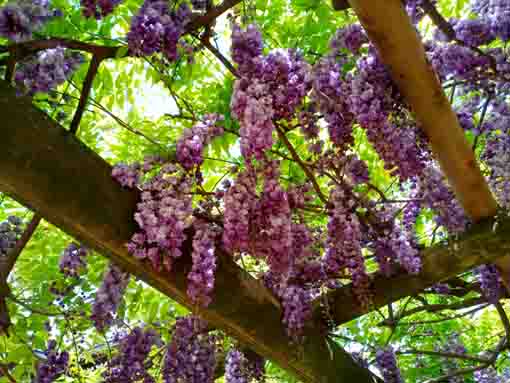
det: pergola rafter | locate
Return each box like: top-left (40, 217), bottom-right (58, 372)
top-left (315, 215), bottom-right (510, 326)
top-left (347, 0), bottom-right (497, 219)
top-left (347, 0), bottom-right (510, 279)
top-left (0, 81), bottom-right (379, 383)
top-left (320, 0), bottom-right (510, 326)
top-left (1, 0), bottom-right (508, 381)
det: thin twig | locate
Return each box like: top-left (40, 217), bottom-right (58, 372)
top-left (275, 124), bottom-right (328, 204)
top-left (423, 337), bottom-right (507, 383)
top-left (88, 97), bottom-right (163, 147)
top-left (494, 302), bottom-right (510, 340)
top-left (4, 56), bottom-right (15, 83)
top-left (472, 94), bottom-right (492, 151)
top-left (449, 84), bottom-right (456, 104)
top-left (397, 349), bottom-right (489, 363)
top-left (424, 363), bottom-right (491, 383)
top-left (187, 0), bottom-right (242, 31)
top-left (397, 304), bottom-right (488, 326)
top-left (55, 87), bottom-right (163, 147)
top-left (7, 295), bottom-right (63, 317)
top-left (8, 38), bottom-right (121, 62)
top-left (199, 37), bottom-right (238, 77)
top-left (378, 296), bottom-right (486, 326)
top-left (165, 113), bottom-right (196, 121)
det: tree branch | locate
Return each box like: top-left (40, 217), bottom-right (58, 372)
top-left (0, 214), bottom-right (41, 281)
top-left (0, 214), bottom-right (41, 336)
top-left (397, 349), bottom-right (489, 363)
top-left (7, 0), bottom-right (242, 63)
top-left (472, 94), bottom-right (492, 151)
top-left (383, 297), bottom-right (486, 325)
top-left (346, 0), bottom-right (510, 296)
top-left (275, 124), bottom-right (328, 204)
top-left (187, 0), bottom-right (242, 31)
top-left (332, 0), bottom-right (350, 10)
top-left (69, 55), bottom-right (101, 134)
top-left (4, 56), bottom-right (15, 83)
top-left (425, 363), bottom-right (490, 383)
top-left (8, 38), bottom-right (121, 62)
top-left (393, 303), bottom-right (489, 326)
top-left (495, 302), bottom-right (510, 340)
top-left (7, 294), bottom-right (64, 317)
top-left (54, 89), bottom-right (163, 147)
top-left (423, 337), bottom-right (507, 383)
top-left (199, 37), bottom-right (238, 77)
top-left (349, 0), bottom-right (510, 292)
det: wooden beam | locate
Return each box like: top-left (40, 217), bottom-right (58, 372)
top-left (315, 214), bottom-right (510, 325)
top-left (0, 81), bottom-right (379, 383)
top-left (345, 0), bottom-right (510, 286)
top-left (347, 0), bottom-right (497, 220)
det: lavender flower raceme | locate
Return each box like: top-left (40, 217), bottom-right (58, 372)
top-left (103, 327), bottom-right (162, 383)
top-left (176, 114), bottom-right (224, 170)
top-left (225, 349), bottom-right (265, 383)
top-left (375, 347), bottom-right (403, 383)
top-left (15, 48), bottom-right (85, 95)
top-left (487, 0), bottom-right (510, 41)
top-left (35, 340), bottom-right (69, 383)
top-left (59, 243), bottom-right (88, 277)
top-left (474, 367), bottom-right (503, 383)
top-left (187, 222), bottom-right (218, 307)
top-left (0, 216), bottom-right (24, 257)
top-left (251, 162), bottom-right (293, 274)
top-left (127, 0), bottom-right (191, 61)
top-left (222, 168), bottom-right (257, 254)
top-left (125, 162), bottom-right (193, 272)
top-left (91, 263), bottom-right (130, 331)
top-left (0, 0), bottom-right (60, 42)
top-left (281, 285), bottom-right (312, 340)
top-left (163, 316), bottom-right (216, 383)
top-left (312, 56), bottom-right (355, 149)
top-left (330, 24), bottom-right (368, 55)
top-left (476, 264), bottom-right (504, 303)
top-left (231, 24), bottom-right (311, 159)
top-left (81, 0), bottom-right (124, 19)
top-left (325, 186), bottom-right (372, 308)
top-left (349, 47), bottom-right (427, 180)
top-left (415, 164), bottom-right (469, 234)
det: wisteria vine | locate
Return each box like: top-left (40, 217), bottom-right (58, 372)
top-left (2, 0), bottom-right (510, 382)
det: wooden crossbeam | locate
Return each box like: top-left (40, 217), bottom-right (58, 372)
top-left (345, 0), bottom-right (510, 287)
top-left (347, 0), bottom-right (497, 219)
top-left (0, 81), bottom-right (379, 383)
top-left (316, 214), bottom-right (510, 325)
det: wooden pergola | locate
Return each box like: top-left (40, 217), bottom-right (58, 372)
top-left (0, 1), bottom-right (508, 382)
